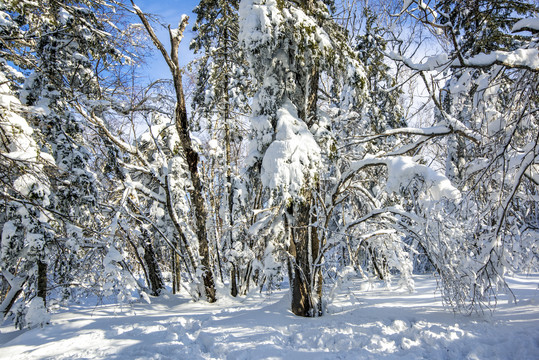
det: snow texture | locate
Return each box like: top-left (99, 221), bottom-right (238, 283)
top-left (464, 49), bottom-right (539, 70)
top-left (1, 275), bottom-right (537, 359)
top-left (261, 100), bottom-right (321, 198)
top-left (512, 17), bottom-right (539, 32)
top-left (386, 157), bottom-right (461, 202)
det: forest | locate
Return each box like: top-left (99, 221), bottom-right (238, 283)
top-left (0, 0), bottom-right (538, 351)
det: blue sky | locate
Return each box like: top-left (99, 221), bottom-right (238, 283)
top-left (133, 0), bottom-right (200, 80)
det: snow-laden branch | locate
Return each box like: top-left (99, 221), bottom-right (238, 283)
top-left (355, 125), bottom-right (453, 140)
top-left (512, 17), bottom-right (539, 33)
top-left (455, 49), bottom-right (539, 72)
top-left (386, 51), bottom-right (452, 72)
top-left (125, 180), bottom-right (166, 204)
top-left (333, 156), bottom-right (461, 216)
top-left (388, 47), bottom-right (539, 74)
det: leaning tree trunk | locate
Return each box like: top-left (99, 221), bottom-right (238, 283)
top-left (133, 4), bottom-right (216, 302)
top-left (141, 236), bottom-right (165, 296)
top-left (0, 275), bottom-right (26, 317)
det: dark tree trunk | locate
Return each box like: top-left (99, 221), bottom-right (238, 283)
top-left (287, 190), bottom-right (322, 317)
top-left (125, 233), bottom-right (151, 291)
top-left (37, 260), bottom-right (47, 307)
top-left (142, 239), bottom-right (165, 296)
top-left (225, 104), bottom-right (238, 297)
top-left (230, 263), bottom-right (238, 297)
top-left (170, 24), bottom-right (216, 304)
top-left (287, 7), bottom-right (322, 315)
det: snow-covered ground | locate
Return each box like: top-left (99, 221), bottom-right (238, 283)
top-left (1, 274), bottom-right (538, 359)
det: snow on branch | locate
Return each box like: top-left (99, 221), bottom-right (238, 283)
top-left (386, 51), bottom-right (451, 72)
top-left (125, 180), bottom-right (166, 204)
top-left (337, 156), bottom-right (460, 204)
top-left (388, 47), bottom-right (539, 74)
top-left (455, 49), bottom-right (539, 72)
top-left (512, 17), bottom-right (539, 33)
top-left (347, 126), bottom-right (453, 146)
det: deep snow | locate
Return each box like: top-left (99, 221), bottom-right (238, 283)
top-left (1, 275), bottom-right (538, 359)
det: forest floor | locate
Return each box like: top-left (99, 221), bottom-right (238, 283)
top-left (1, 274), bottom-right (538, 359)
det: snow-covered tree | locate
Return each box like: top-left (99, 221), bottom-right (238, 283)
top-left (240, 0), bottom-right (369, 316)
top-left (0, 0), bottom-right (142, 327)
top-left (394, 0), bottom-right (539, 311)
top-left (129, 2), bottom-right (217, 302)
top-left (191, 0), bottom-right (253, 296)
top-left (327, 5), bottom-right (410, 281)
top-left (0, 65), bottom-right (55, 327)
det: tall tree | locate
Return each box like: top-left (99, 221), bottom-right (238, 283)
top-left (131, 1), bottom-right (217, 302)
top-left (191, 0), bottom-right (252, 296)
top-left (0, 0), bottom-right (133, 327)
top-left (395, 0), bottom-right (539, 311)
top-left (240, 0), bottom-right (366, 316)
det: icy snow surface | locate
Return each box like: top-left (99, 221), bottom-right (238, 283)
top-left (1, 275), bottom-right (538, 359)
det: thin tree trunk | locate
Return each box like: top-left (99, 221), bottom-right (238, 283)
top-left (132, 5), bottom-right (216, 302)
top-left (125, 233), bottom-right (151, 291)
top-left (172, 240), bottom-right (181, 294)
top-left (230, 263), bottom-right (238, 297)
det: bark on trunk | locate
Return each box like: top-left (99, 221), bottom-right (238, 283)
top-left (287, 15), bottom-right (321, 315)
top-left (142, 239), bottom-right (165, 296)
top-left (132, 7), bottom-right (216, 302)
top-left (225, 107), bottom-right (238, 297)
top-left (170, 22), bottom-right (216, 304)
top-left (0, 276), bottom-right (26, 317)
top-left (37, 260), bottom-right (47, 307)
top-left (230, 263), bottom-right (238, 297)
top-left (172, 241), bottom-right (182, 294)
top-left (288, 192), bottom-right (322, 317)
top-left (125, 233), bottom-right (151, 292)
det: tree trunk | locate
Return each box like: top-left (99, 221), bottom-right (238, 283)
top-left (169, 21), bottom-right (216, 303)
top-left (287, 19), bottom-right (322, 315)
top-left (142, 238), bottom-right (165, 296)
top-left (125, 232), bottom-right (151, 292)
top-left (172, 240), bottom-right (182, 294)
top-left (230, 263), bottom-right (238, 297)
top-left (0, 275), bottom-right (26, 317)
top-left (37, 260), bottom-right (47, 307)
top-left (225, 104), bottom-right (238, 297)
top-left (287, 190), bottom-right (321, 317)
top-left (132, 9), bottom-right (217, 302)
